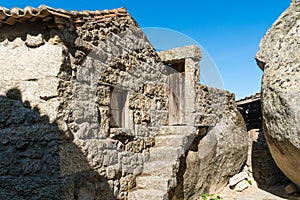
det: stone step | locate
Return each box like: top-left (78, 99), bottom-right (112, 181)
top-left (136, 175), bottom-right (175, 191)
top-left (128, 189), bottom-right (168, 200)
top-left (154, 134), bottom-right (188, 147)
top-left (155, 134), bottom-right (196, 151)
top-left (159, 126), bottom-right (197, 136)
top-left (149, 146), bottom-right (183, 161)
top-left (142, 160), bottom-right (177, 176)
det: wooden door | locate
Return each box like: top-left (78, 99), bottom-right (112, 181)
top-left (168, 63), bottom-right (185, 125)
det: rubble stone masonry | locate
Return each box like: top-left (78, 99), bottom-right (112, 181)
top-left (0, 6), bottom-right (248, 200)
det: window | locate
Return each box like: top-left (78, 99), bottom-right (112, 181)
top-left (110, 88), bottom-right (128, 128)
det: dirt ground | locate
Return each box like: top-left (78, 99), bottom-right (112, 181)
top-left (219, 185), bottom-right (300, 200)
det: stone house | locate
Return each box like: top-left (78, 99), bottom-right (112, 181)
top-left (0, 5), bottom-right (248, 200)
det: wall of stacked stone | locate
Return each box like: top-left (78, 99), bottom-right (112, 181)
top-left (194, 84), bottom-right (236, 126)
top-left (0, 12), bottom-right (170, 199)
top-left (252, 130), bottom-right (289, 186)
top-left (237, 99), bottom-right (289, 187)
top-left (0, 8), bottom-right (250, 199)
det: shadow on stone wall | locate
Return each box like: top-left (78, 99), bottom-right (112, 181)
top-left (252, 130), bottom-right (289, 187)
top-left (0, 89), bottom-right (114, 199)
top-left (237, 99), bottom-right (289, 187)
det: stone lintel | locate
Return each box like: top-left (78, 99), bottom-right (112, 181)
top-left (158, 45), bottom-right (202, 63)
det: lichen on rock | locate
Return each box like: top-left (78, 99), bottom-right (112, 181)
top-left (256, 0), bottom-right (300, 185)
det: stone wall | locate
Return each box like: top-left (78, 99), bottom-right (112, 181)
top-left (251, 129), bottom-right (288, 186)
top-left (237, 98), bottom-right (289, 187)
top-left (0, 10), bottom-right (169, 199)
top-left (195, 84), bottom-right (234, 126)
top-left (0, 7), bottom-right (249, 200)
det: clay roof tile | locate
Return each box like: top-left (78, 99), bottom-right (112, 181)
top-left (0, 5), bottom-right (137, 28)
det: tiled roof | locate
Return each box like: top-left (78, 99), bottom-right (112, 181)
top-left (236, 92), bottom-right (261, 105)
top-left (0, 5), bottom-right (131, 27)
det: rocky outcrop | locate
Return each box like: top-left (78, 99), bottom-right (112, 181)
top-left (256, 0), bottom-right (300, 185)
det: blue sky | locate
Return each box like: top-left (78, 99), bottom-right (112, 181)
top-left (1, 1), bottom-right (291, 99)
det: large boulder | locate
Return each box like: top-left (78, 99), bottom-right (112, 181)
top-left (172, 87), bottom-right (248, 199)
top-left (256, 0), bottom-right (300, 185)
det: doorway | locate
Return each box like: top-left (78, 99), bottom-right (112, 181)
top-left (168, 62), bottom-right (185, 125)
